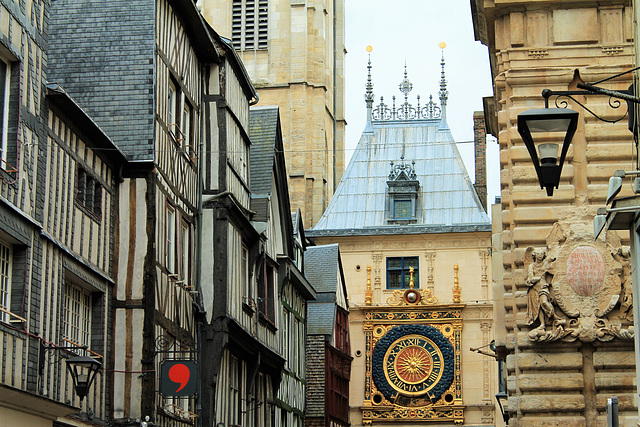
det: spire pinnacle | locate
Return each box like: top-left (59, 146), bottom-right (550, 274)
top-left (438, 49), bottom-right (448, 119)
top-left (364, 46), bottom-right (375, 133)
top-left (365, 54), bottom-right (374, 108)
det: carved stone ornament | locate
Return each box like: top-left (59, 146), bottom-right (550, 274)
top-left (524, 221), bottom-right (633, 343)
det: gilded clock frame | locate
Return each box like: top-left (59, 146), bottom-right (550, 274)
top-left (362, 305), bottom-right (464, 425)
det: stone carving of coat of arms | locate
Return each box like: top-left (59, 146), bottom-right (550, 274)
top-left (524, 221), bottom-right (633, 343)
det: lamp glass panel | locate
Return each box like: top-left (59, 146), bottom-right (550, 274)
top-left (538, 143), bottom-right (559, 162)
top-left (527, 118), bottom-right (571, 133)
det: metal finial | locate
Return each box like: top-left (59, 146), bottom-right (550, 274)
top-left (365, 55), bottom-right (374, 107)
top-left (439, 51), bottom-right (449, 116)
top-left (398, 64), bottom-right (413, 106)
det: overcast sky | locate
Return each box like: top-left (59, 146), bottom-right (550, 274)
top-left (343, 0), bottom-right (500, 207)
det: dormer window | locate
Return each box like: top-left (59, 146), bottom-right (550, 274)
top-left (386, 157), bottom-right (420, 224)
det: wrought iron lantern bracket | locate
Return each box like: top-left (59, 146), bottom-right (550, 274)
top-left (541, 67), bottom-right (640, 124)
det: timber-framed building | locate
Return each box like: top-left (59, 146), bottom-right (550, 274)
top-left (0, 1), bottom-right (128, 425)
top-left (48, 0), bottom-right (222, 424)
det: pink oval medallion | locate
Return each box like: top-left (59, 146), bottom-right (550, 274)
top-left (566, 246), bottom-right (605, 296)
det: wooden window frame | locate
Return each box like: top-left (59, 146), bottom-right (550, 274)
top-left (75, 165), bottom-right (103, 221)
top-left (0, 240), bottom-right (11, 323)
top-left (166, 204), bottom-right (176, 274)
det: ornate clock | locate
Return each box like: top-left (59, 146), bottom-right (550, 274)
top-left (372, 324), bottom-right (454, 403)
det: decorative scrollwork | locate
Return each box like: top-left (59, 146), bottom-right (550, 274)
top-left (373, 94), bottom-right (442, 121)
top-left (553, 94), bottom-right (628, 124)
top-left (155, 334), bottom-right (175, 352)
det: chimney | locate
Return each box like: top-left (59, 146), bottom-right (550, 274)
top-left (473, 111), bottom-right (487, 212)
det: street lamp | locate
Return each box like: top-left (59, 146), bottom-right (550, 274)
top-left (517, 107), bottom-right (579, 196)
top-left (66, 355), bottom-right (102, 402)
top-left (517, 68), bottom-right (640, 196)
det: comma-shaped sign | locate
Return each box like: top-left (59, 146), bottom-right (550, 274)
top-left (160, 360), bottom-right (198, 396)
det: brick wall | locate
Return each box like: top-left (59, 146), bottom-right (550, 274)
top-left (305, 335), bottom-right (326, 421)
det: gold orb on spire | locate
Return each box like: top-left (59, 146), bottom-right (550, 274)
top-left (439, 41), bottom-right (446, 49)
top-left (366, 45), bottom-right (373, 53)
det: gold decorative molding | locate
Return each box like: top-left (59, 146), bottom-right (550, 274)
top-left (364, 266), bottom-right (373, 306)
top-left (452, 264), bottom-right (462, 304)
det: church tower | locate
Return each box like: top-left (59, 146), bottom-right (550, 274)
top-left (199, 0), bottom-right (346, 227)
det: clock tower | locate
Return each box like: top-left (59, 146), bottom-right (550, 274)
top-left (362, 267), bottom-right (465, 425)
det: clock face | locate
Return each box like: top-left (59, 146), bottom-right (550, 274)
top-left (384, 334), bottom-right (444, 396)
top-left (372, 324), bottom-right (454, 403)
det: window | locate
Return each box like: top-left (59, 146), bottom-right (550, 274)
top-left (182, 101), bottom-right (192, 155)
top-left (232, 0), bottom-right (268, 50)
top-left (335, 307), bottom-right (350, 354)
top-left (0, 241), bottom-right (11, 323)
top-left (179, 219), bottom-right (191, 284)
top-left (393, 200), bottom-right (412, 219)
top-left (62, 282), bottom-right (92, 350)
top-left (282, 309), bottom-right (289, 368)
top-left (387, 257), bottom-right (419, 289)
top-left (257, 262), bottom-right (275, 323)
top-left (168, 80), bottom-right (177, 129)
top-left (0, 56), bottom-right (9, 168)
top-left (228, 355), bottom-right (240, 425)
top-left (167, 206), bottom-right (176, 273)
top-left (242, 244), bottom-right (250, 302)
top-left (254, 373), bottom-right (272, 427)
top-left (386, 159), bottom-right (420, 223)
top-left (75, 166), bottom-right (102, 219)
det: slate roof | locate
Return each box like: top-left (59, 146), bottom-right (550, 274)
top-left (305, 244), bottom-right (343, 336)
top-left (310, 59), bottom-right (490, 236)
top-left (304, 244), bottom-right (340, 294)
top-left (307, 303), bottom-right (337, 336)
top-left (249, 106), bottom-right (280, 221)
top-left (310, 117), bottom-right (490, 236)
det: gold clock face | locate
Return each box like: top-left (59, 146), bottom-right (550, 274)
top-left (383, 334), bottom-right (444, 396)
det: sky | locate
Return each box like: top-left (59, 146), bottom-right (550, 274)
top-left (343, 0), bottom-right (500, 207)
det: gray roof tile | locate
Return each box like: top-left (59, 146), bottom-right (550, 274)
top-left (313, 118), bottom-right (490, 231)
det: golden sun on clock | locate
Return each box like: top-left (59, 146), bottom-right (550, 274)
top-left (383, 334), bottom-right (444, 396)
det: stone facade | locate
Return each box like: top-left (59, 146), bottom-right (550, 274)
top-left (199, 0), bottom-right (346, 228)
top-left (307, 235), bottom-right (495, 426)
top-left (471, 1), bottom-right (637, 425)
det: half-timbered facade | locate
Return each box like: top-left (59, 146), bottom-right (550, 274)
top-left (304, 244), bottom-right (352, 427)
top-left (48, 0), bottom-right (220, 425)
top-left (277, 208), bottom-right (316, 426)
top-left (0, 1), bottom-right (128, 424)
top-left (200, 101), bottom-right (315, 426)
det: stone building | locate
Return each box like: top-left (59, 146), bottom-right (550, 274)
top-left (199, 0), bottom-right (346, 228)
top-left (307, 56), bottom-right (495, 426)
top-left (471, 0), bottom-right (637, 425)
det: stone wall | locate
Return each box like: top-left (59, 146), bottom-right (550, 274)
top-left (473, 1), bottom-right (637, 425)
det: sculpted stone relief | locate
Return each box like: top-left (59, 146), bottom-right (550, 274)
top-left (523, 222), bottom-right (633, 343)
